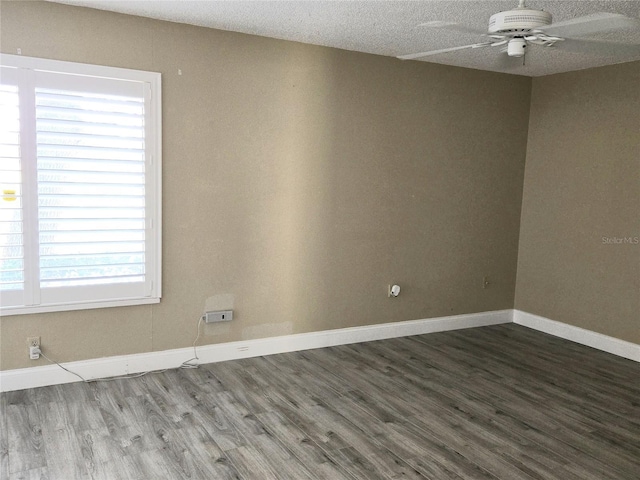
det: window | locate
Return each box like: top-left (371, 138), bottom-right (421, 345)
top-left (0, 54), bottom-right (161, 315)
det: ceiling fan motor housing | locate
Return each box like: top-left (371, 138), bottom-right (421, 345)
top-left (489, 8), bottom-right (552, 33)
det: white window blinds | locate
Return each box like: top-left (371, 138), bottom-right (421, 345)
top-left (0, 55), bottom-right (161, 315)
top-left (0, 84), bottom-right (23, 292)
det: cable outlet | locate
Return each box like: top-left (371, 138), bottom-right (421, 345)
top-left (203, 310), bottom-right (233, 323)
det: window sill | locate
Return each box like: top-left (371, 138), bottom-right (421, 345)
top-left (0, 297), bottom-right (160, 316)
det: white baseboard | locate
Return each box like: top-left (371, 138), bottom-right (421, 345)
top-left (513, 310), bottom-right (640, 362)
top-left (3, 309), bottom-right (636, 392)
top-left (0, 309), bottom-right (512, 392)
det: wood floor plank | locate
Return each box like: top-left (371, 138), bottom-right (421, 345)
top-left (135, 449), bottom-right (187, 480)
top-left (190, 402), bottom-right (247, 452)
top-left (261, 351), bottom-right (350, 400)
top-left (329, 446), bottom-right (389, 480)
top-left (38, 400), bottom-right (89, 479)
top-left (399, 332), bottom-right (637, 430)
top-left (203, 362), bottom-right (273, 414)
top-left (384, 344), bottom-right (634, 479)
top-left (225, 445), bottom-right (279, 480)
top-left (404, 456), bottom-right (466, 480)
top-left (274, 402), bottom-right (353, 453)
top-left (2, 324), bottom-right (639, 479)
top-left (342, 330), bottom-right (636, 480)
top-left (1, 393), bottom-right (8, 480)
top-left (493, 445), bottom-right (586, 480)
top-left (295, 396), bottom-right (426, 480)
top-left (301, 347), bottom-right (423, 417)
top-left (395, 339), bottom-right (638, 479)
top-left (475, 325), bottom-right (639, 382)
top-left (88, 454), bottom-right (146, 480)
top-left (246, 355), bottom-right (336, 408)
top-left (213, 392), bottom-right (318, 480)
top-left (256, 409), bottom-right (354, 480)
top-left (403, 413), bottom-right (536, 480)
top-left (443, 328), bottom-right (640, 413)
top-left (367, 412), bottom-right (499, 479)
top-left (393, 375), bottom-right (596, 480)
top-left (5, 403), bottom-right (45, 474)
top-left (449, 327), bottom-right (640, 409)
top-left (76, 427), bottom-right (126, 470)
top-left (7, 466), bottom-right (49, 480)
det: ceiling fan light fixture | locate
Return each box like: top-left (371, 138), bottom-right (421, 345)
top-left (507, 37), bottom-right (527, 56)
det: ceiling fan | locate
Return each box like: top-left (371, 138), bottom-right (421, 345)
top-left (398, 0), bottom-right (640, 62)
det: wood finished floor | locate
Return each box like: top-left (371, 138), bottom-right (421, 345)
top-left (1, 324), bottom-right (639, 480)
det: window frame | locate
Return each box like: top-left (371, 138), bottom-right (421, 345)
top-left (0, 54), bottom-right (162, 316)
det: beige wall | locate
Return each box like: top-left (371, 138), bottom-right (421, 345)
top-left (0, 1), bottom-right (532, 370)
top-left (516, 61), bottom-right (640, 343)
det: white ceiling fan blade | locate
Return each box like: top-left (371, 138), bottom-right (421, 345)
top-left (418, 21), bottom-right (487, 37)
top-left (539, 12), bottom-right (640, 38)
top-left (554, 38), bottom-right (640, 56)
top-left (397, 43), bottom-right (492, 60)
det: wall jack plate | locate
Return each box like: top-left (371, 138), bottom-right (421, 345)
top-left (204, 310), bottom-right (233, 323)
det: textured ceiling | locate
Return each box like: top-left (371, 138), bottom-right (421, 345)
top-left (46, 1), bottom-right (640, 76)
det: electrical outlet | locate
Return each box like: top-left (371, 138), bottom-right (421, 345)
top-left (27, 337), bottom-right (41, 360)
top-left (29, 346), bottom-right (41, 360)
